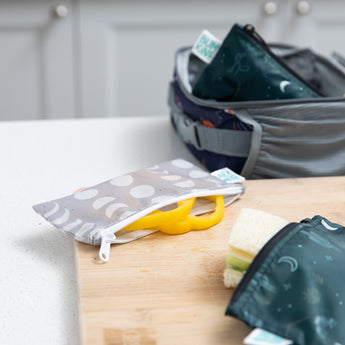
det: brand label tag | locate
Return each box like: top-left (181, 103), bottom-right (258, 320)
top-left (243, 328), bottom-right (293, 345)
top-left (192, 30), bottom-right (221, 63)
top-left (211, 167), bottom-right (245, 184)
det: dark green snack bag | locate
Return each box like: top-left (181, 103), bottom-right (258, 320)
top-left (192, 24), bottom-right (321, 101)
top-left (226, 215), bottom-right (345, 345)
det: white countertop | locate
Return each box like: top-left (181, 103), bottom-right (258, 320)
top-left (0, 116), bottom-right (198, 345)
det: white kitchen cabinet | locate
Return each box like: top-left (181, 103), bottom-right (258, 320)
top-left (78, 0), bottom-right (345, 118)
top-left (78, 0), bottom-right (282, 118)
top-left (0, 0), bottom-right (75, 121)
top-left (282, 0), bottom-right (345, 56)
top-left (0, 0), bottom-right (345, 121)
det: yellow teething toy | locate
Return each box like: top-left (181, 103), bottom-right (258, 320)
top-left (123, 195), bottom-right (224, 235)
top-left (123, 198), bottom-right (195, 231)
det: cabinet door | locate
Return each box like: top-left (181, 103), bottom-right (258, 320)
top-left (79, 0), bottom-right (282, 118)
top-left (284, 0), bottom-right (345, 56)
top-left (0, 0), bottom-right (75, 121)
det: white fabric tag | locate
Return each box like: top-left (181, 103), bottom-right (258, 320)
top-left (192, 30), bottom-right (221, 64)
top-left (244, 328), bottom-right (293, 345)
top-left (211, 167), bottom-right (245, 183)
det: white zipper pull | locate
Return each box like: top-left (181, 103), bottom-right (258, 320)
top-left (99, 231), bottom-right (116, 262)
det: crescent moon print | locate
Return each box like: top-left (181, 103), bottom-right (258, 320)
top-left (279, 80), bottom-right (291, 93)
top-left (43, 202), bottom-right (59, 218)
top-left (278, 256), bottom-right (298, 272)
top-left (321, 219), bottom-right (339, 231)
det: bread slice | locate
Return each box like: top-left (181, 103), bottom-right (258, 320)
top-left (224, 208), bottom-right (288, 288)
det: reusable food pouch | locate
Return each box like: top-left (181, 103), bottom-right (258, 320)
top-left (192, 24), bottom-right (321, 101)
top-left (226, 215), bottom-right (345, 345)
top-left (33, 159), bottom-right (245, 262)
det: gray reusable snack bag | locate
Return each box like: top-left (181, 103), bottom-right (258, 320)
top-left (33, 159), bottom-right (245, 262)
top-left (169, 23), bottom-right (345, 178)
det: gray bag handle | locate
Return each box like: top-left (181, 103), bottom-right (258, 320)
top-left (168, 83), bottom-right (252, 158)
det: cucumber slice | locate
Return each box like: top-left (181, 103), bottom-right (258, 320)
top-left (226, 254), bottom-right (250, 273)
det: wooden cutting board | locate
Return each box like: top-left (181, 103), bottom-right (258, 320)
top-left (75, 176), bottom-right (345, 345)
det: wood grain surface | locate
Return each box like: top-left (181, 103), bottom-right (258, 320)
top-left (75, 176), bottom-right (345, 345)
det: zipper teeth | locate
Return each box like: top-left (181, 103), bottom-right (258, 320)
top-left (230, 222), bottom-right (299, 303)
top-left (241, 24), bottom-right (325, 97)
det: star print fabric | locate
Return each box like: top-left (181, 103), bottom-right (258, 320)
top-left (226, 215), bottom-right (345, 345)
top-left (192, 24), bottom-right (321, 101)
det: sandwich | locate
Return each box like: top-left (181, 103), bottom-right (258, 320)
top-left (224, 208), bottom-right (289, 288)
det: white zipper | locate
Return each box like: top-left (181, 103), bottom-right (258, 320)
top-left (99, 231), bottom-right (117, 262)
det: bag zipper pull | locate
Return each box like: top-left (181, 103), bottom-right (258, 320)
top-left (99, 231), bottom-right (116, 262)
top-left (242, 24), bottom-right (268, 47)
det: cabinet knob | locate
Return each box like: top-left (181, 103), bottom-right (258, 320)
top-left (296, 1), bottom-right (311, 14)
top-left (263, 1), bottom-right (278, 15)
top-left (54, 4), bottom-right (69, 18)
